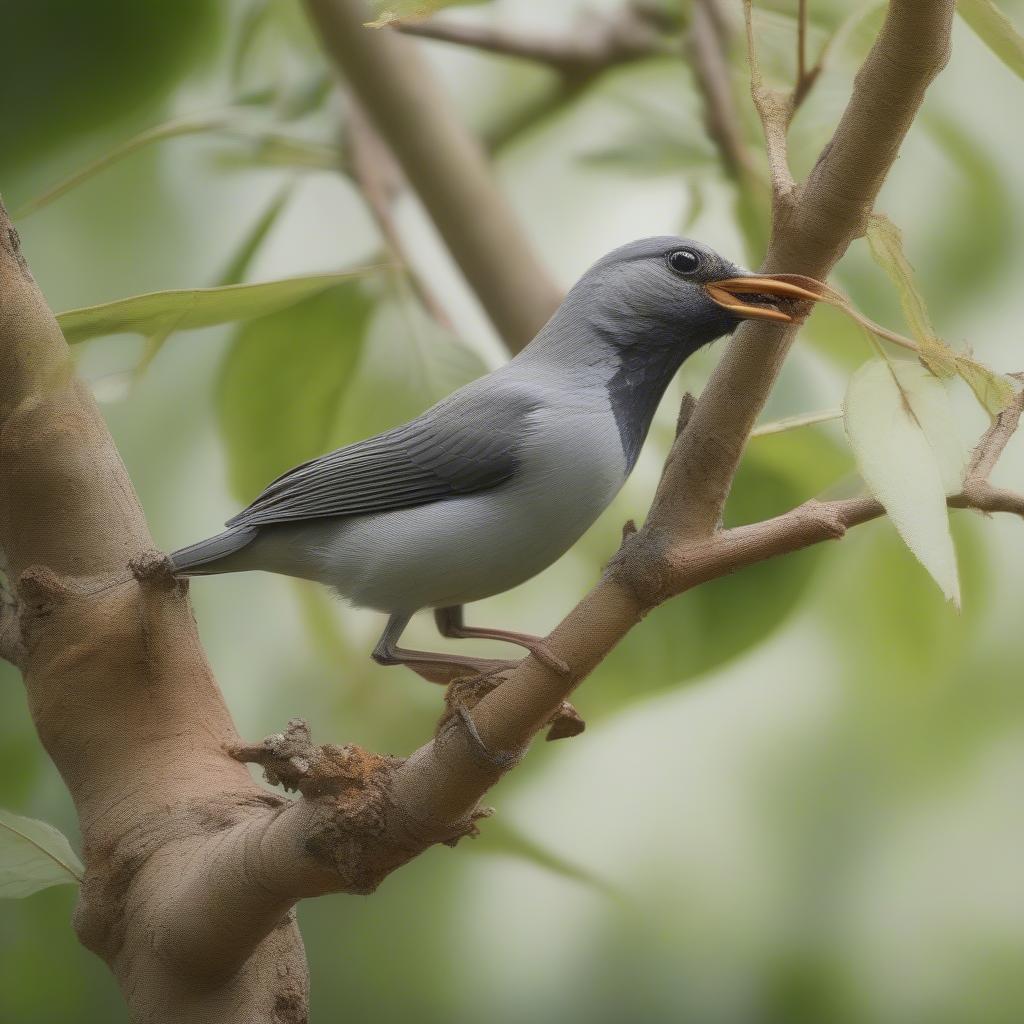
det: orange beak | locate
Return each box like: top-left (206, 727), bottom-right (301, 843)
top-left (705, 276), bottom-right (822, 323)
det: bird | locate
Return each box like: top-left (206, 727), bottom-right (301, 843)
top-left (170, 236), bottom-right (817, 682)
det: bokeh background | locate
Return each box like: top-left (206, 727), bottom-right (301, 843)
top-left (2, 0), bottom-right (1024, 1020)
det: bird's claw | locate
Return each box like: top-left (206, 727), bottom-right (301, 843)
top-left (527, 642), bottom-right (571, 677)
top-left (455, 706), bottom-right (519, 769)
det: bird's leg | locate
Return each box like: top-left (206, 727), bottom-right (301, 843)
top-left (371, 611), bottom-right (519, 685)
top-left (434, 606), bottom-right (570, 676)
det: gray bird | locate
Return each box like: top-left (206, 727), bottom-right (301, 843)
top-left (171, 237), bottom-right (815, 681)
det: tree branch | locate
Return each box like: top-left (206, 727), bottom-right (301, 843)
top-left (0, 587), bottom-right (23, 668)
top-left (0, 201), bottom-right (309, 1021)
top-left (303, 0), bottom-right (562, 353)
top-left (687, 0), bottom-right (756, 181)
top-left (345, 99), bottom-right (455, 329)
top-left (396, 2), bottom-right (675, 81)
top-left (743, 0), bottom-right (798, 211)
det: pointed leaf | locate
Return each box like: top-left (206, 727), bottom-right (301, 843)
top-left (57, 269), bottom-right (380, 345)
top-left (843, 360), bottom-right (961, 606)
top-left (958, 0), bottom-right (1024, 80)
top-left (15, 110), bottom-right (241, 218)
top-left (215, 184), bottom-right (294, 287)
top-left (365, 0), bottom-right (489, 28)
top-left (0, 809), bottom-right (83, 898)
top-left (472, 816), bottom-right (614, 895)
top-left (955, 356), bottom-right (1020, 416)
top-left (865, 215), bottom-right (957, 377)
top-left (218, 283), bottom-right (376, 502)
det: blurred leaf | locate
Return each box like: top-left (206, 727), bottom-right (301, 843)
top-left (232, 0), bottom-right (274, 87)
top-left (15, 109), bottom-right (240, 218)
top-left (365, 0), bottom-right (488, 28)
top-left (580, 139), bottom-right (715, 177)
top-left (843, 359), bottom-right (962, 606)
top-left (210, 131), bottom-right (341, 173)
top-left (958, 0), bottom-right (1024, 79)
top-left (682, 178), bottom-right (707, 230)
top-left (58, 269), bottom-right (379, 345)
top-left (922, 112), bottom-right (1015, 318)
top-left (472, 816), bottom-right (614, 894)
top-left (273, 71), bottom-right (335, 121)
top-left (328, 293), bottom-right (489, 448)
top-left (865, 214), bottom-right (957, 377)
top-left (0, 810), bottom-right (83, 899)
top-left (578, 91), bottom-right (716, 179)
top-left (0, 0), bottom-right (219, 175)
top-left (218, 283), bottom-right (376, 501)
top-left (734, 180), bottom-right (771, 264)
top-left (215, 184), bottom-right (295, 287)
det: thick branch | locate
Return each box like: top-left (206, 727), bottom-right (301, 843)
top-left (303, 0), bottom-right (562, 353)
top-left (0, 203), bottom-right (309, 1021)
top-left (0, 589), bottom-right (23, 667)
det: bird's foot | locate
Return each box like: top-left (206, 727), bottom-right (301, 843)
top-left (433, 609), bottom-right (571, 678)
top-left (453, 705), bottom-right (519, 769)
top-left (372, 644), bottom-right (520, 685)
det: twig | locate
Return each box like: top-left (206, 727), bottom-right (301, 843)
top-left (965, 374), bottom-right (1024, 480)
top-left (742, 0), bottom-right (797, 210)
top-left (345, 101), bottom-right (454, 329)
top-left (304, 0), bottom-right (562, 353)
top-left (396, 4), bottom-right (675, 82)
top-left (687, 0), bottom-right (757, 181)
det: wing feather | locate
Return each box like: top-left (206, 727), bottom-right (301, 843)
top-left (226, 379), bottom-right (539, 529)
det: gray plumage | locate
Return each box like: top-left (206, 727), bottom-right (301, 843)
top-left (172, 237), bottom-right (794, 675)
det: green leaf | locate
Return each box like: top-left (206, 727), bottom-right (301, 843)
top-left (865, 215), bottom-right (957, 377)
top-left (865, 212), bottom-right (1017, 414)
top-left (364, 0), bottom-right (488, 28)
top-left (472, 816), bottom-right (614, 895)
top-left (955, 356), bottom-right (1020, 416)
top-left (328, 295), bottom-right (489, 448)
top-left (218, 282), bottom-right (376, 502)
top-left (57, 269), bottom-right (379, 346)
top-left (843, 359), bottom-right (963, 607)
top-left (0, 809), bottom-right (83, 898)
top-left (958, 0), bottom-right (1024, 79)
top-left (14, 109), bottom-right (242, 218)
top-left (215, 184), bottom-right (295, 287)
top-left (923, 113), bottom-right (1013, 319)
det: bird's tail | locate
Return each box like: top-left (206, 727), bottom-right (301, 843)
top-left (169, 526), bottom-right (258, 575)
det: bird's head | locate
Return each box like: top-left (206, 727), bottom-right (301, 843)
top-left (548, 236), bottom-right (818, 363)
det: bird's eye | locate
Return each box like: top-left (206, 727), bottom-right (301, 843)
top-left (667, 249), bottom-right (702, 275)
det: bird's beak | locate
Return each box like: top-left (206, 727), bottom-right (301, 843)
top-left (705, 276), bottom-right (822, 323)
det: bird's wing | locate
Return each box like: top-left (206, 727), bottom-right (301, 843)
top-left (225, 379), bottom-right (540, 529)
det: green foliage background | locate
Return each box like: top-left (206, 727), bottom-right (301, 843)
top-left (2, 0), bottom-right (1024, 1020)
